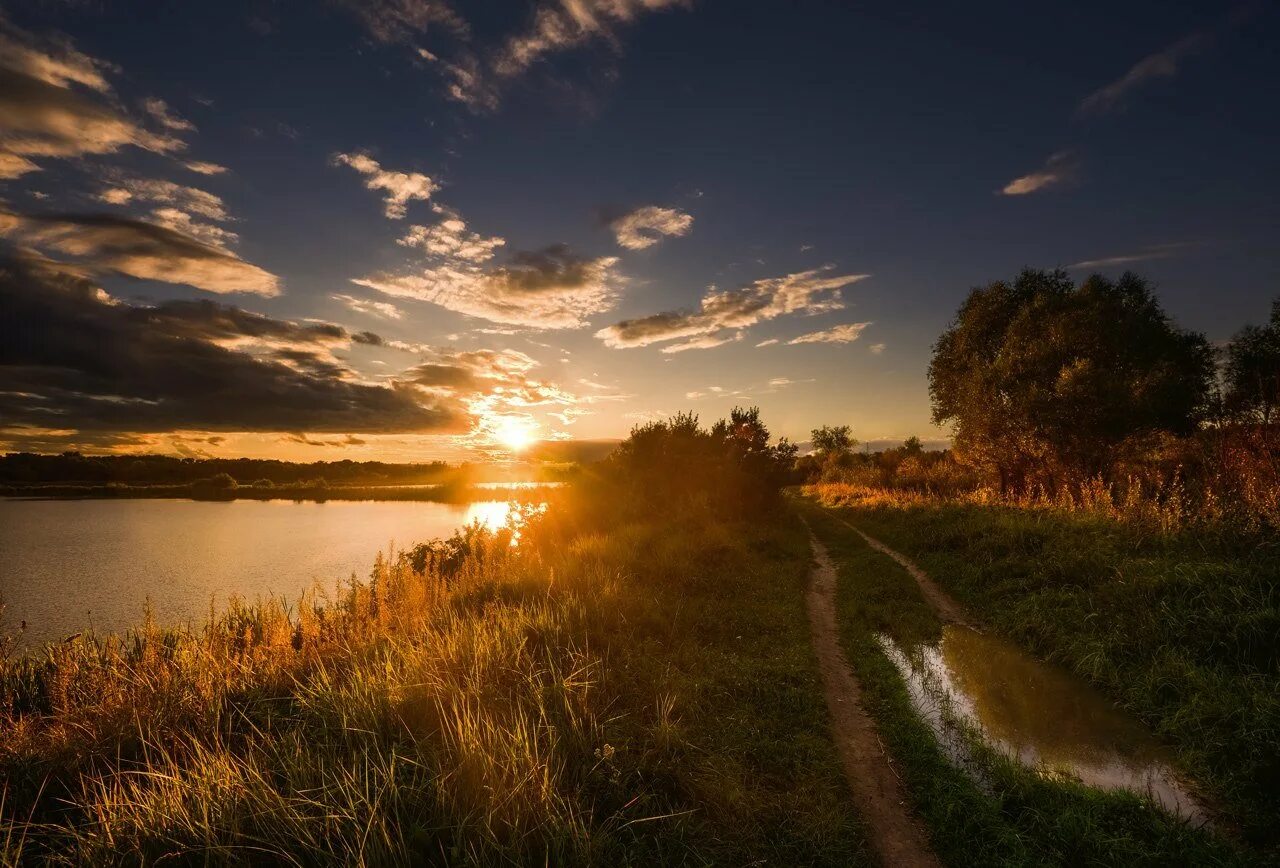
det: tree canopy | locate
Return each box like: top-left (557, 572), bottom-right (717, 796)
top-left (929, 269), bottom-right (1214, 490)
top-left (1224, 298), bottom-right (1280, 425)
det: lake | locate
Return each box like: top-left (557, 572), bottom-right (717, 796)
top-left (0, 498), bottom-right (529, 649)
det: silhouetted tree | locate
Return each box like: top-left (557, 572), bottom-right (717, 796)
top-left (810, 425), bottom-right (856, 457)
top-left (1224, 298), bottom-right (1280, 425)
top-left (606, 407), bottom-right (796, 516)
top-left (929, 269), bottom-right (1214, 492)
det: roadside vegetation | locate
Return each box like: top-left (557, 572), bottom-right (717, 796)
top-left (799, 501), bottom-right (1250, 866)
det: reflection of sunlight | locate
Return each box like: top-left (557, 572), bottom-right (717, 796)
top-left (465, 500), bottom-right (514, 532)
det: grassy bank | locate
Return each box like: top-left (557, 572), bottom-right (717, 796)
top-left (0, 498), bottom-right (866, 865)
top-left (804, 484), bottom-right (1279, 856)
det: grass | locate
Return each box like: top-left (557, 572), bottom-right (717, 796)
top-left (802, 484), bottom-right (1279, 861)
top-left (798, 498), bottom-right (1255, 866)
top-left (0, 495), bottom-right (868, 865)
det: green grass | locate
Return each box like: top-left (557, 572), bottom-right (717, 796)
top-left (0, 501), bottom-right (868, 865)
top-left (800, 491), bottom-right (1275, 864)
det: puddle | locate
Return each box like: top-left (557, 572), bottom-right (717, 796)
top-left (877, 626), bottom-right (1207, 825)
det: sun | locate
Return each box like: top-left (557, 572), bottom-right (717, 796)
top-left (491, 416), bottom-right (537, 452)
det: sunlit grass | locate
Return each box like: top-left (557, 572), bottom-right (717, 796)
top-left (0, 497), bottom-right (868, 865)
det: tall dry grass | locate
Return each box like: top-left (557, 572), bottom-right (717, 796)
top-left (0, 513), bottom-right (645, 864)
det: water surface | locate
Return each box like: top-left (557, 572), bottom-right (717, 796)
top-left (0, 498), bottom-right (526, 648)
top-left (878, 626), bottom-right (1206, 824)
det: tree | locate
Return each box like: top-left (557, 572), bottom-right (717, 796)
top-left (810, 425), bottom-right (856, 457)
top-left (902, 436), bottom-right (924, 455)
top-left (607, 408), bottom-right (796, 515)
top-left (929, 269), bottom-right (1214, 491)
top-left (1224, 298), bottom-right (1280, 425)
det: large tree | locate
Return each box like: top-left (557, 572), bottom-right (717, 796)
top-left (1224, 298), bottom-right (1280, 425)
top-left (929, 269), bottom-right (1214, 491)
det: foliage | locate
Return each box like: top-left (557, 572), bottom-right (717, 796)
top-left (1224, 298), bottom-right (1280, 425)
top-left (603, 407), bottom-right (798, 517)
top-left (929, 269), bottom-right (1215, 492)
top-left (810, 425), bottom-right (856, 457)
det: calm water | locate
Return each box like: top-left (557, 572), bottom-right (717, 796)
top-left (0, 498), bottom-right (525, 648)
top-left (878, 626), bottom-right (1206, 824)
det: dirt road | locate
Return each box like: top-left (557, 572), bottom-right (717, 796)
top-left (805, 529), bottom-right (942, 868)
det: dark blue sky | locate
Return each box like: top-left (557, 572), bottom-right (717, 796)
top-left (1, 0), bottom-right (1277, 458)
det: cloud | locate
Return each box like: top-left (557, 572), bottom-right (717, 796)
top-left (0, 251), bottom-right (461, 435)
top-left (596, 266), bottom-right (868, 351)
top-left (0, 20), bottom-right (186, 174)
top-left (333, 151), bottom-right (439, 218)
top-left (337, 0), bottom-right (468, 44)
top-left (494, 0), bottom-right (687, 80)
top-left (869, 342), bottom-right (886, 354)
top-left (398, 205), bottom-right (505, 261)
top-left (1068, 242), bottom-right (1194, 270)
top-left (0, 151), bottom-right (38, 178)
top-left (1000, 150), bottom-right (1077, 196)
top-left (1077, 33), bottom-right (1207, 117)
top-left (95, 175), bottom-right (229, 220)
top-left (1, 211), bottom-right (279, 295)
top-left (609, 205), bottom-right (693, 250)
top-left (786, 322), bottom-right (871, 345)
top-left (142, 97), bottom-right (195, 131)
top-left (354, 243), bottom-right (623, 328)
top-left (661, 331), bottom-right (742, 354)
top-left (755, 338), bottom-right (779, 347)
top-left (332, 293), bottom-right (404, 320)
top-left (182, 160), bottom-right (229, 175)
top-left (445, 0), bottom-right (689, 110)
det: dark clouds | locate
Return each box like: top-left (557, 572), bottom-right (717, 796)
top-left (0, 252), bottom-right (462, 435)
top-left (0, 21), bottom-right (184, 176)
top-left (1, 211), bottom-right (279, 295)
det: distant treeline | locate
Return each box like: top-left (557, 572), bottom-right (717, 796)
top-left (0, 453), bottom-right (454, 487)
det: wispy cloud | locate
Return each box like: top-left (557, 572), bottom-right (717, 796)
top-left (755, 338), bottom-right (779, 347)
top-left (142, 97), bottom-right (195, 132)
top-left (337, 0), bottom-right (468, 44)
top-left (333, 151), bottom-right (439, 219)
top-left (444, 0), bottom-right (689, 110)
top-left (787, 322), bottom-right (871, 345)
top-left (1000, 150), bottom-right (1077, 196)
top-left (355, 243), bottom-right (623, 328)
top-left (609, 205), bottom-right (693, 250)
top-left (1068, 242), bottom-right (1195, 270)
top-left (869, 342), bottom-right (886, 354)
top-left (1077, 33), bottom-right (1207, 117)
top-left (1, 211), bottom-right (279, 295)
top-left (333, 293), bottom-right (404, 320)
top-left (398, 205), bottom-right (505, 261)
top-left (183, 160), bottom-right (228, 175)
top-left (596, 267), bottom-right (868, 351)
top-left (0, 18), bottom-right (188, 175)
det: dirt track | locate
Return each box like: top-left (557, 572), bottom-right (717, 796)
top-left (820, 511), bottom-right (973, 627)
top-left (805, 529), bottom-right (942, 868)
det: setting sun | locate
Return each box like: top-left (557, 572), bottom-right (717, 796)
top-left (491, 416), bottom-right (537, 452)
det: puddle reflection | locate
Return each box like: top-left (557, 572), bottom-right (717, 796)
top-left (878, 626), bottom-right (1206, 824)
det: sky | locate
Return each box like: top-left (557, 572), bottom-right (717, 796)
top-left (1, 0), bottom-right (1277, 462)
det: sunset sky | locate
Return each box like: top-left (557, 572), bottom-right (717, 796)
top-left (2, 0), bottom-right (1277, 461)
